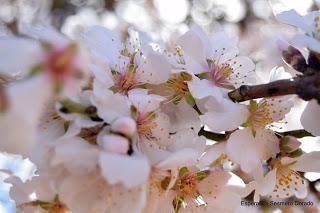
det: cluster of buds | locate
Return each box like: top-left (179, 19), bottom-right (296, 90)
top-left (98, 117), bottom-right (137, 155)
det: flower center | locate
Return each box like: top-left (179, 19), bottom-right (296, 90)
top-left (246, 100), bottom-right (273, 129)
top-left (208, 61), bottom-right (233, 88)
top-left (176, 173), bottom-right (198, 195)
top-left (268, 164), bottom-right (305, 199)
top-left (136, 111), bottom-right (157, 141)
top-left (166, 73), bottom-right (191, 95)
top-left (113, 72), bottom-right (137, 94)
top-left (44, 42), bottom-right (79, 81)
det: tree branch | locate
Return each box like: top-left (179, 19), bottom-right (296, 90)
top-left (228, 74), bottom-right (320, 102)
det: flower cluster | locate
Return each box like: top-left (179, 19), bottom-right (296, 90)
top-left (0, 9), bottom-right (320, 213)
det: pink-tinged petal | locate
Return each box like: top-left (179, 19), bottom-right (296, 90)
top-left (150, 112), bottom-right (170, 145)
top-left (301, 100), bottom-right (320, 136)
top-left (176, 28), bottom-right (207, 65)
top-left (168, 129), bottom-right (206, 155)
top-left (19, 24), bottom-right (69, 46)
top-left (226, 129), bottom-right (261, 174)
top-left (276, 10), bottom-right (310, 33)
top-left (293, 34), bottom-right (320, 53)
top-left (128, 89), bottom-right (165, 112)
top-left (290, 151), bottom-right (320, 172)
top-left (200, 101), bottom-right (249, 133)
top-left (0, 75), bottom-right (51, 156)
top-left (187, 78), bottom-right (223, 101)
top-left (51, 137), bottom-right (99, 175)
top-left (162, 100), bottom-right (201, 133)
top-left (198, 142), bottom-right (226, 168)
top-left (80, 26), bottom-right (121, 65)
top-left (228, 56), bottom-right (256, 86)
top-left (254, 129), bottom-right (279, 160)
top-left (156, 149), bottom-right (199, 170)
top-left (264, 97), bottom-right (293, 123)
top-left (140, 52), bottom-right (171, 84)
top-left (99, 152), bottom-right (150, 188)
top-left (9, 175), bottom-right (56, 204)
top-left (189, 24), bottom-right (212, 57)
top-left (209, 32), bottom-right (239, 64)
top-left (103, 183), bottom-right (147, 213)
top-left (89, 64), bottom-right (114, 88)
top-left (256, 169), bottom-right (277, 197)
top-left (269, 66), bottom-right (292, 81)
top-left (92, 91), bottom-right (131, 123)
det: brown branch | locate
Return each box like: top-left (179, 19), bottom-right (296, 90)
top-left (228, 74), bottom-right (320, 102)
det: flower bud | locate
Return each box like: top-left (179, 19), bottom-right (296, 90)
top-left (111, 117), bottom-right (136, 137)
top-left (280, 44), bottom-right (307, 73)
top-left (287, 136), bottom-right (302, 150)
top-left (100, 135), bottom-right (129, 154)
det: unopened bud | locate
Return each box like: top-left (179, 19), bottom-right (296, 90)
top-left (287, 136), bottom-right (302, 150)
top-left (281, 45), bottom-right (307, 73)
top-left (111, 117), bottom-right (136, 137)
top-left (100, 135), bottom-right (129, 154)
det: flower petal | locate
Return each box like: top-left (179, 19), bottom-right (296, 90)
top-left (99, 152), bottom-right (150, 188)
top-left (187, 78), bottom-right (223, 101)
top-left (226, 129), bottom-right (261, 174)
top-left (301, 100), bottom-right (320, 136)
top-left (290, 151), bottom-right (320, 172)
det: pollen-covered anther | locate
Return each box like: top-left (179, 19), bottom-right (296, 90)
top-left (247, 100), bottom-right (274, 129)
top-left (209, 62), bottom-right (233, 87)
top-left (269, 167), bottom-right (305, 199)
top-left (136, 111), bottom-right (157, 141)
top-left (166, 75), bottom-right (190, 95)
top-left (176, 173), bottom-right (198, 195)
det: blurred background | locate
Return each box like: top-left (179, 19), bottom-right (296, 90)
top-left (1, 0), bottom-right (320, 81)
top-left (0, 0), bottom-right (320, 212)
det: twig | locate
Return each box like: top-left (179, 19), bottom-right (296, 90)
top-left (228, 74), bottom-right (320, 102)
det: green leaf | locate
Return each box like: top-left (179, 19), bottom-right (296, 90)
top-left (179, 167), bottom-right (189, 177)
top-left (172, 195), bottom-right (184, 213)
